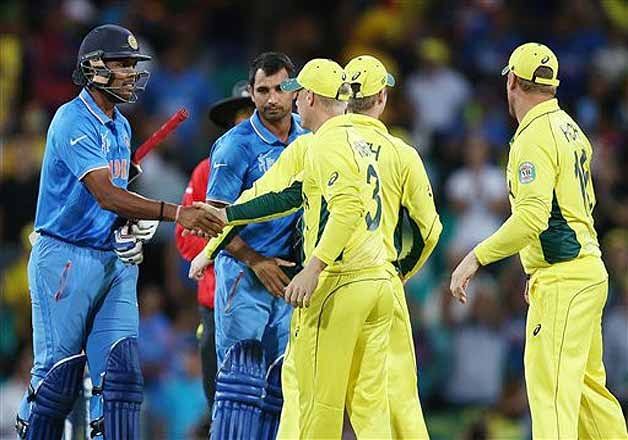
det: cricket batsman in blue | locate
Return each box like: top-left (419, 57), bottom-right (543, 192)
top-left (206, 52), bottom-right (307, 368)
top-left (15, 24), bottom-right (222, 439)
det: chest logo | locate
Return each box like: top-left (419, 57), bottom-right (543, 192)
top-left (100, 132), bottom-right (111, 155)
top-left (328, 171), bottom-right (339, 186)
top-left (70, 134), bottom-right (88, 146)
top-left (257, 152), bottom-right (276, 173)
top-left (518, 161), bottom-right (536, 184)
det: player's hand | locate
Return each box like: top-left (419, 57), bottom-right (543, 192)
top-left (284, 259), bottom-right (324, 308)
top-left (189, 251), bottom-right (211, 281)
top-left (114, 226), bottom-right (144, 265)
top-left (129, 219), bottom-right (159, 242)
top-left (193, 201), bottom-right (228, 224)
top-left (177, 204), bottom-right (224, 238)
top-left (449, 250), bottom-right (480, 304)
top-left (249, 256), bottom-right (295, 297)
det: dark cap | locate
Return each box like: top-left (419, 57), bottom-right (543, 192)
top-left (208, 80), bottom-right (255, 129)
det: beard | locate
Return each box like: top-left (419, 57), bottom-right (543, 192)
top-left (260, 104), bottom-right (290, 122)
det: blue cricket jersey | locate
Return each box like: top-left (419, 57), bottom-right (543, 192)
top-left (206, 110), bottom-right (306, 258)
top-left (34, 88), bottom-right (132, 250)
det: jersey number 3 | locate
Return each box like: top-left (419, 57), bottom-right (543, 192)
top-left (365, 164), bottom-right (382, 231)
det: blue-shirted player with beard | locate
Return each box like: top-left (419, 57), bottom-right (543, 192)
top-left (16, 24), bottom-right (221, 440)
top-left (206, 52), bottom-right (306, 369)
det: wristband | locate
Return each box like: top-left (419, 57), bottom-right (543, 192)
top-left (159, 201), bottom-right (165, 221)
top-left (175, 205), bottom-right (182, 222)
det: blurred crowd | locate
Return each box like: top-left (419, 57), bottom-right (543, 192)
top-left (1, 0), bottom-right (627, 438)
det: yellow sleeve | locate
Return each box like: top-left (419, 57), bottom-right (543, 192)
top-left (236, 133), bottom-right (309, 203)
top-left (398, 146), bottom-right (442, 280)
top-left (202, 135), bottom-right (309, 259)
top-left (474, 141), bottom-right (556, 265)
top-left (311, 137), bottom-right (366, 265)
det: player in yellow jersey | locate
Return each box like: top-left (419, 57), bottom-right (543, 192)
top-left (193, 58), bottom-right (396, 438)
top-left (450, 43), bottom-right (628, 439)
top-left (343, 55), bottom-right (441, 439)
top-left (192, 56), bottom-right (442, 439)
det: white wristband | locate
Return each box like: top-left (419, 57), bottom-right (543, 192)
top-left (175, 205), bottom-right (182, 222)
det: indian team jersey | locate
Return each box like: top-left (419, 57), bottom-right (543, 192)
top-left (475, 98), bottom-right (601, 274)
top-left (224, 114), bottom-right (388, 273)
top-left (206, 110), bottom-right (306, 259)
top-left (34, 89), bottom-right (132, 250)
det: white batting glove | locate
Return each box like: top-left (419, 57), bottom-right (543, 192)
top-left (129, 219), bottom-right (160, 242)
top-left (114, 225), bottom-right (144, 265)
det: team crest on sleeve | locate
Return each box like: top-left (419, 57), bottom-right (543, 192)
top-left (518, 161), bottom-right (536, 184)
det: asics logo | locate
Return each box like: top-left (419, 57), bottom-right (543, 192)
top-left (533, 324), bottom-right (542, 336)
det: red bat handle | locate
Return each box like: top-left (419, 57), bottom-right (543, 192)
top-left (132, 108), bottom-right (189, 164)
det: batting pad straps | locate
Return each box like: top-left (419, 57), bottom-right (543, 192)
top-left (100, 337), bottom-right (143, 440)
top-left (23, 353), bottom-right (87, 440)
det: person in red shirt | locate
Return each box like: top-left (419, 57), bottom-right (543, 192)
top-left (175, 81), bottom-right (254, 407)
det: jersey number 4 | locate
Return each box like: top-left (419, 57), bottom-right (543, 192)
top-left (365, 164), bottom-right (382, 231)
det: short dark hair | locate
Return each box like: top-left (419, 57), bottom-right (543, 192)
top-left (348, 95), bottom-right (379, 113)
top-left (517, 66), bottom-right (557, 96)
top-left (248, 52), bottom-right (295, 87)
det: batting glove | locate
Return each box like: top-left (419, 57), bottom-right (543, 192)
top-left (129, 219), bottom-right (160, 242)
top-left (114, 225), bottom-right (144, 265)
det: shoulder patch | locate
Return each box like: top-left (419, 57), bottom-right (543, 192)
top-left (518, 161), bottom-right (536, 184)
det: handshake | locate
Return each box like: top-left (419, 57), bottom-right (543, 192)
top-left (178, 202), bottom-right (228, 238)
top-left (113, 203), bottom-right (227, 266)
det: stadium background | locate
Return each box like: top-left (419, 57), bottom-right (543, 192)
top-left (1, 0), bottom-right (627, 438)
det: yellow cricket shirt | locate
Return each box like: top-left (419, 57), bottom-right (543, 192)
top-left (474, 98), bottom-right (601, 274)
top-left (219, 114), bottom-right (388, 273)
top-left (203, 116), bottom-right (442, 279)
top-left (339, 113), bottom-right (442, 280)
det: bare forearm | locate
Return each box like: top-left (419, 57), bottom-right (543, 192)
top-left (225, 235), bottom-right (264, 266)
top-left (98, 185), bottom-right (178, 220)
top-left (304, 255), bottom-right (326, 273)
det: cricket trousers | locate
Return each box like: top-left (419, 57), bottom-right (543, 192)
top-left (277, 265), bottom-right (394, 439)
top-left (525, 256), bottom-right (627, 439)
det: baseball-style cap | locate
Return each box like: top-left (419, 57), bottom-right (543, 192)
top-left (208, 80), bottom-right (254, 128)
top-left (281, 58), bottom-right (349, 100)
top-left (344, 55), bottom-right (395, 98)
top-left (501, 42), bottom-right (560, 87)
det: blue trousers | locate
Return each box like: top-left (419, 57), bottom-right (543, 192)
top-left (214, 255), bottom-right (292, 366)
top-left (18, 235), bottom-right (139, 423)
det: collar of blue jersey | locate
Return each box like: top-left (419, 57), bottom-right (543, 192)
top-left (514, 98), bottom-right (559, 139)
top-left (249, 109), bottom-right (304, 145)
top-left (79, 88), bottom-right (122, 126)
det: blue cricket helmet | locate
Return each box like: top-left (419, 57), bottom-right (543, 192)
top-left (72, 24), bottom-right (151, 103)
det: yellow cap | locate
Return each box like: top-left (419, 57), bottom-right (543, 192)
top-left (344, 55), bottom-right (395, 98)
top-left (281, 58), bottom-right (349, 100)
top-left (501, 42), bottom-right (560, 87)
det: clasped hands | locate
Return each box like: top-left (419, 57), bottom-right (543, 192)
top-left (181, 202), bottom-right (228, 238)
